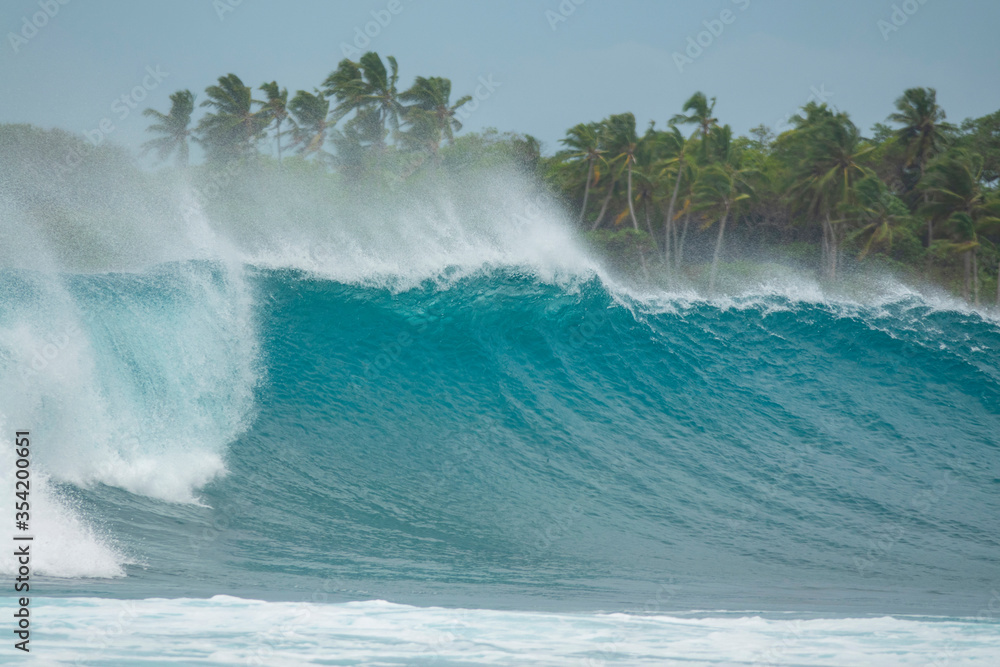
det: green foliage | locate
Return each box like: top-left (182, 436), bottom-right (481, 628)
top-left (197, 73), bottom-right (269, 163)
top-left (129, 60), bottom-right (1000, 302)
top-left (141, 89), bottom-right (194, 166)
top-left (543, 90), bottom-right (1000, 301)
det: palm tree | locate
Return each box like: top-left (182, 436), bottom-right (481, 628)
top-left (920, 150), bottom-right (1000, 302)
top-left (259, 81), bottom-right (289, 163)
top-left (288, 89), bottom-right (332, 160)
top-left (590, 120), bottom-right (620, 231)
top-left (694, 126), bottom-right (754, 292)
top-left (888, 87), bottom-right (956, 263)
top-left (889, 87), bottom-right (954, 183)
top-left (399, 76), bottom-right (471, 159)
top-left (141, 89), bottom-right (195, 167)
top-left (656, 124), bottom-right (689, 266)
top-left (786, 103), bottom-right (874, 280)
top-left (604, 113), bottom-right (641, 232)
top-left (590, 115), bottom-right (635, 231)
top-left (631, 123), bottom-right (670, 252)
top-left (845, 177), bottom-right (916, 259)
top-left (674, 163), bottom-right (701, 271)
top-left (554, 122), bottom-right (606, 225)
top-left (671, 92), bottom-right (718, 162)
top-left (323, 52), bottom-right (405, 151)
top-left (197, 74), bottom-right (268, 161)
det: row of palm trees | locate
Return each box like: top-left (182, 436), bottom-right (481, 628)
top-left (547, 89), bottom-right (1000, 302)
top-left (141, 51), bottom-right (471, 168)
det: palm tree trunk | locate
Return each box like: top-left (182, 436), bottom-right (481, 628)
top-left (276, 118), bottom-right (283, 164)
top-left (709, 208), bottom-right (729, 294)
top-left (662, 209), bottom-right (672, 275)
top-left (925, 218), bottom-right (933, 278)
top-left (820, 216), bottom-right (830, 278)
top-left (828, 212), bottom-right (838, 281)
top-left (665, 167), bottom-right (683, 262)
top-left (672, 210), bottom-right (681, 272)
top-left (963, 250), bottom-right (971, 301)
top-left (579, 161), bottom-right (594, 225)
top-left (678, 211), bottom-right (691, 270)
top-left (643, 200), bottom-right (658, 257)
top-left (821, 211), bottom-right (838, 281)
top-left (638, 248), bottom-right (650, 281)
top-left (626, 163), bottom-right (639, 231)
top-left (921, 161), bottom-right (932, 278)
top-left (591, 177), bottom-right (617, 231)
top-left (973, 249), bottom-right (979, 306)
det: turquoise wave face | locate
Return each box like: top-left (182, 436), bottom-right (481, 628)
top-left (6, 266), bottom-right (1000, 613)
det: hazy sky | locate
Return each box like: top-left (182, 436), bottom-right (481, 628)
top-left (2, 0), bottom-right (998, 158)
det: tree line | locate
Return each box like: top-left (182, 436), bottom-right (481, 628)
top-left (544, 90), bottom-right (1000, 302)
top-left (140, 51), bottom-right (487, 176)
top-left (138, 53), bottom-right (1000, 303)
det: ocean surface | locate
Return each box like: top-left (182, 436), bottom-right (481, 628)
top-left (1, 182), bottom-right (999, 664)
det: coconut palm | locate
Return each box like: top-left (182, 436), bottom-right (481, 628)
top-left (603, 113), bottom-right (641, 232)
top-left (399, 76), bottom-right (471, 159)
top-left (141, 89), bottom-right (195, 166)
top-left (888, 87), bottom-right (956, 261)
top-left (674, 163), bottom-right (701, 271)
top-left (197, 74), bottom-right (268, 161)
top-left (288, 89), bottom-right (332, 160)
top-left (889, 87), bottom-right (954, 182)
top-left (656, 124), bottom-right (689, 266)
top-left (554, 122), bottom-right (606, 225)
top-left (920, 150), bottom-right (1000, 302)
top-left (844, 177), bottom-right (916, 259)
top-left (694, 126), bottom-right (754, 292)
top-left (786, 103), bottom-right (874, 280)
top-left (671, 92), bottom-right (718, 162)
top-left (630, 123), bottom-right (671, 252)
top-left (589, 116), bottom-right (632, 231)
top-left (259, 81), bottom-right (289, 163)
top-left (323, 52), bottom-right (405, 151)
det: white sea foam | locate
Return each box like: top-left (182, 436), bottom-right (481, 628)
top-left (23, 595), bottom-right (1000, 665)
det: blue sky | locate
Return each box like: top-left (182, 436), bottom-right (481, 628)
top-left (2, 0), bottom-right (998, 157)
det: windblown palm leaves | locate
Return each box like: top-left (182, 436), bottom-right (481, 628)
top-left (656, 124), bottom-right (690, 266)
top-left (671, 92), bottom-right (718, 162)
top-left (844, 177), bottom-right (916, 259)
top-left (197, 74), bottom-right (269, 161)
top-left (398, 76), bottom-right (471, 158)
top-left (554, 122), bottom-right (606, 224)
top-left (693, 126), bottom-right (755, 292)
top-left (287, 90), bottom-right (332, 160)
top-left (323, 52), bottom-right (405, 151)
top-left (889, 87), bottom-right (955, 180)
top-left (141, 90), bottom-right (195, 166)
top-left (603, 113), bottom-right (641, 231)
top-left (920, 150), bottom-right (1000, 301)
top-left (260, 81), bottom-right (289, 162)
top-left (889, 87), bottom-right (956, 260)
top-left (785, 103), bottom-right (874, 279)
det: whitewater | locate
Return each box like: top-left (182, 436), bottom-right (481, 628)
top-left (1, 168), bottom-right (999, 664)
